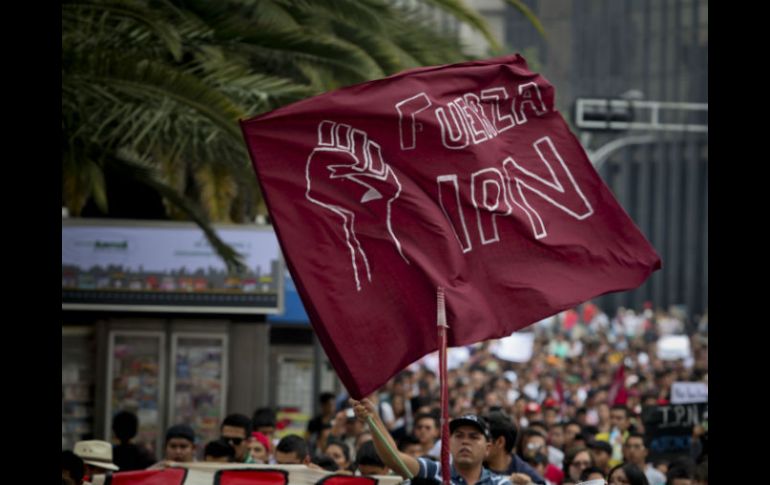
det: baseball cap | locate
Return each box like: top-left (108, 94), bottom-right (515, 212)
top-left (449, 414), bottom-right (490, 440)
top-left (166, 424), bottom-right (196, 444)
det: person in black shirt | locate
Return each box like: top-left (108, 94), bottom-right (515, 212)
top-left (111, 410), bottom-right (155, 471)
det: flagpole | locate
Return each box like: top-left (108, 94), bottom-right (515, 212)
top-left (437, 287), bottom-right (451, 485)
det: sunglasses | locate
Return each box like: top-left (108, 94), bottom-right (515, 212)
top-left (222, 436), bottom-right (245, 446)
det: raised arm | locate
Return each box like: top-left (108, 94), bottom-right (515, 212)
top-left (350, 398), bottom-right (420, 479)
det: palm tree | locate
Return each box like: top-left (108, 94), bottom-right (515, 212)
top-left (62, 0), bottom-right (543, 270)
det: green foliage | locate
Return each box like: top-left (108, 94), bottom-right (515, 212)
top-left (62, 0), bottom-right (541, 269)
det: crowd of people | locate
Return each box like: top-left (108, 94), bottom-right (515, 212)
top-left (62, 303), bottom-right (708, 485)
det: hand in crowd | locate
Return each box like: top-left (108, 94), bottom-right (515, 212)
top-left (510, 472), bottom-right (534, 484)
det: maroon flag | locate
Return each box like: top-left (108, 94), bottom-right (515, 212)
top-left (608, 364), bottom-right (629, 406)
top-left (241, 55), bottom-right (661, 399)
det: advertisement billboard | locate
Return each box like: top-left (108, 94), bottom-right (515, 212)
top-left (62, 219), bottom-right (283, 313)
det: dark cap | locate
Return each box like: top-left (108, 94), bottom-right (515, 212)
top-left (587, 440), bottom-right (612, 454)
top-left (449, 415), bottom-right (490, 440)
top-left (166, 424), bottom-right (195, 444)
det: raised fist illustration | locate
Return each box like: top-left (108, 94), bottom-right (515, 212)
top-left (306, 120), bottom-right (409, 291)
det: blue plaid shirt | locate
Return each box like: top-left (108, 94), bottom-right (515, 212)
top-left (417, 457), bottom-right (512, 485)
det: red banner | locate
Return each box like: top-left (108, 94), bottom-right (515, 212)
top-left (241, 55), bottom-right (661, 399)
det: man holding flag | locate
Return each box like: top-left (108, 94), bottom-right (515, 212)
top-left (241, 53), bottom-right (661, 402)
top-left (351, 398), bottom-right (531, 485)
top-left (241, 50), bottom-right (661, 485)
top-left (242, 53), bottom-right (660, 485)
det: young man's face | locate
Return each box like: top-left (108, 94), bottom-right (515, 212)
top-left (414, 417), bottom-right (439, 445)
top-left (486, 436), bottom-right (506, 461)
top-left (402, 443), bottom-right (423, 458)
top-left (165, 438), bottom-right (195, 462)
top-left (590, 449), bottom-right (610, 470)
top-left (321, 399), bottom-right (335, 415)
top-left (564, 424), bottom-right (581, 445)
top-left (610, 409), bottom-right (629, 431)
top-left (622, 437), bottom-right (647, 465)
top-left (548, 426), bottom-right (565, 449)
top-left (221, 425), bottom-right (249, 461)
top-left (449, 425), bottom-right (490, 469)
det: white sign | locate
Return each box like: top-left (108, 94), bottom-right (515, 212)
top-left (656, 335), bottom-right (691, 361)
top-left (415, 346), bottom-right (471, 374)
top-left (492, 332), bottom-right (535, 363)
top-left (670, 381), bottom-right (708, 404)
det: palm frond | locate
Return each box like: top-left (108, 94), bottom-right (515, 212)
top-left (63, 0), bottom-right (184, 60)
top-left (62, 0), bottom-right (544, 266)
top-left (287, 0), bottom-right (392, 34)
top-left (66, 49), bottom-right (248, 142)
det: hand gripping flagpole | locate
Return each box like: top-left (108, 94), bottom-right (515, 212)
top-left (437, 287), bottom-right (451, 485)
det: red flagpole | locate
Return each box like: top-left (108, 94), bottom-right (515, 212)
top-left (437, 287), bottom-right (450, 485)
